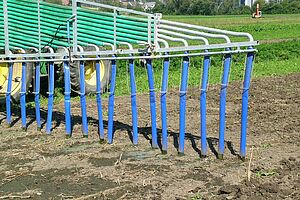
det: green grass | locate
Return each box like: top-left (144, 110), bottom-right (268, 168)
top-left (255, 169), bottom-right (277, 178)
top-left (164, 14), bottom-right (300, 41)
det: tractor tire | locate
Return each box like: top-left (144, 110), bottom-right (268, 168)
top-left (70, 58), bottom-right (111, 94)
top-left (0, 62), bottom-right (33, 103)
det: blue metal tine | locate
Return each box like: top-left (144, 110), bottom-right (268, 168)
top-left (178, 52), bottom-right (189, 154)
top-left (146, 56), bottom-right (158, 148)
top-left (218, 49), bottom-right (232, 159)
top-left (129, 55), bottom-right (139, 145)
top-left (107, 56), bottom-right (117, 144)
top-left (240, 47), bottom-right (255, 160)
top-left (200, 52), bottom-right (211, 157)
top-left (46, 61), bottom-right (55, 134)
top-left (161, 54), bottom-right (170, 153)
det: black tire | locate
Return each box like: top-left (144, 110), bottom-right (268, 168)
top-left (70, 59), bottom-right (111, 94)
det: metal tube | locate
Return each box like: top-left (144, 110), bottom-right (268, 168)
top-left (72, 0), bottom-right (78, 53)
top-left (158, 34), bottom-right (188, 47)
top-left (200, 52), bottom-right (211, 157)
top-left (129, 56), bottom-right (138, 145)
top-left (6, 61), bottom-right (13, 126)
top-left (107, 56), bottom-right (117, 144)
top-left (157, 39), bottom-right (169, 48)
top-left (161, 53), bottom-right (170, 153)
top-left (146, 56), bottom-right (158, 148)
top-left (119, 42), bottom-right (139, 145)
top-left (240, 48), bottom-right (255, 161)
top-left (95, 55), bottom-right (104, 141)
top-left (64, 58), bottom-right (72, 136)
top-left (87, 44), bottom-right (105, 142)
top-left (20, 60), bottom-right (27, 131)
top-left (178, 52), bottom-right (189, 154)
top-left (160, 19), bottom-right (254, 42)
top-left (34, 60), bottom-right (41, 131)
top-left (67, 20), bottom-right (71, 46)
top-left (159, 24), bottom-right (230, 43)
top-left (148, 16), bottom-right (152, 46)
top-left (77, 45), bottom-right (88, 137)
top-left (0, 48), bottom-right (257, 63)
top-left (79, 58), bottom-right (88, 137)
top-left (45, 47), bottom-right (55, 134)
top-left (218, 49), bottom-right (232, 159)
top-left (113, 9), bottom-right (117, 51)
top-left (0, 46), bottom-right (257, 60)
top-left (29, 47), bottom-right (41, 131)
top-left (15, 48), bottom-right (28, 131)
top-left (3, 0), bottom-right (9, 55)
top-left (158, 28), bottom-right (209, 45)
top-left (46, 61), bottom-right (55, 134)
top-left (37, 0), bottom-right (41, 54)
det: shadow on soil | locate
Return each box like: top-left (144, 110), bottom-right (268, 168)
top-left (0, 105), bottom-right (237, 158)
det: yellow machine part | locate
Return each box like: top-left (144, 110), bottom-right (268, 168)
top-left (0, 62), bottom-right (23, 100)
top-left (84, 60), bottom-right (105, 86)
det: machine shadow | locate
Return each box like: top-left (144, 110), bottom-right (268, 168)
top-left (0, 105), bottom-right (238, 157)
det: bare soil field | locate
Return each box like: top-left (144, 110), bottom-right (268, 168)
top-left (0, 73), bottom-right (299, 200)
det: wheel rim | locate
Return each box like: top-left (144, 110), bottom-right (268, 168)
top-left (84, 60), bottom-right (105, 86)
top-left (0, 61), bottom-right (22, 99)
top-left (0, 62), bottom-right (9, 90)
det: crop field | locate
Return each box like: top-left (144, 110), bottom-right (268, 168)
top-left (0, 14), bottom-right (299, 199)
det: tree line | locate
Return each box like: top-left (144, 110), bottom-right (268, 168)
top-left (152, 0), bottom-right (300, 15)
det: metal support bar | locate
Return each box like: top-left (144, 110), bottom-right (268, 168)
top-left (0, 48), bottom-right (257, 63)
top-left (72, 0), bottom-right (78, 53)
top-left (0, 43), bottom-right (258, 60)
top-left (78, 46), bottom-right (88, 136)
top-left (46, 61), bottom-right (55, 134)
top-left (129, 56), bottom-right (138, 145)
top-left (113, 9), bottom-right (117, 51)
top-left (146, 55), bottom-right (158, 148)
top-left (79, 58), bottom-right (88, 136)
top-left (45, 47), bottom-right (55, 134)
top-left (35, 60), bottom-right (41, 130)
top-left (240, 47), bottom-right (255, 161)
top-left (200, 52), bottom-right (211, 157)
top-left (15, 48), bottom-right (28, 131)
top-left (3, 0), bottom-right (10, 55)
top-left (20, 61), bottom-right (27, 130)
top-left (30, 47), bottom-right (41, 131)
top-left (160, 19), bottom-right (254, 42)
top-left (148, 16), bottom-right (152, 47)
top-left (161, 53), bottom-right (170, 153)
top-left (107, 56), bottom-right (117, 144)
top-left (64, 58), bottom-right (72, 136)
top-left (218, 49), bottom-right (232, 159)
top-left (87, 44), bottom-right (104, 142)
top-left (95, 55), bottom-right (105, 141)
top-left (37, 0), bottom-right (41, 54)
top-left (159, 25), bottom-right (230, 43)
top-left (178, 52), bottom-right (189, 154)
top-left (6, 59), bottom-right (13, 126)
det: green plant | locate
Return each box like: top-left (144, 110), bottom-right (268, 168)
top-left (255, 170), bottom-right (277, 178)
top-left (189, 192), bottom-right (203, 200)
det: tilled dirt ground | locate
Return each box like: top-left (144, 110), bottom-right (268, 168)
top-left (0, 73), bottom-right (299, 200)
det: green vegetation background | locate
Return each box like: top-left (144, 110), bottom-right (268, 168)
top-left (36, 14), bottom-right (300, 104)
top-left (110, 14), bottom-right (300, 96)
top-left (152, 0), bottom-right (300, 15)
